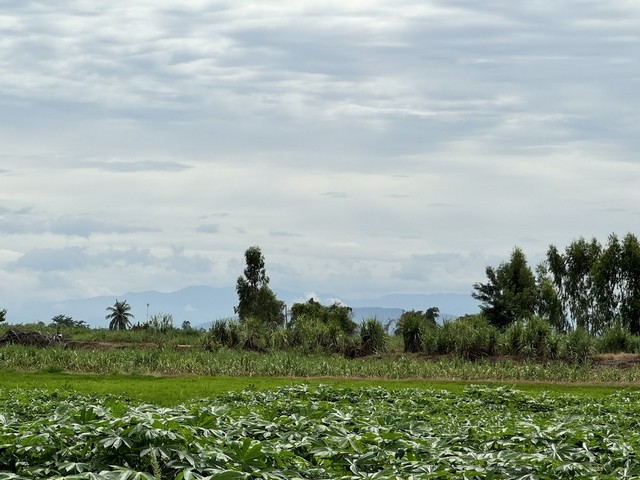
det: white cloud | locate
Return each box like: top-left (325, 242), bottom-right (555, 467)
top-left (0, 1), bottom-right (638, 303)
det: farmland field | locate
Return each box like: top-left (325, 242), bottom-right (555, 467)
top-left (3, 344), bottom-right (640, 383)
top-left (1, 384), bottom-right (640, 479)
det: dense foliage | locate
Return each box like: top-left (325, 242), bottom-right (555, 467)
top-left (235, 246), bottom-right (285, 328)
top-left (548, 233), bottom-right (640, 334)
top-left (289, 299), bottom-right (356, 335)
top-left (394, 309), bottom-right (438, 353)
top-left (1, 385), bottom-right (640, 479)
top-left (475, 233), bottom-right (640, 336)
top-left (473, 248), bottom-right (538, 329)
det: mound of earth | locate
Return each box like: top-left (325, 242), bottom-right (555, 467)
top-left (0, 329), bottom-right (66, 348)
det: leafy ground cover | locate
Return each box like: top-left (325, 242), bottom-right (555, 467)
top-left (0, 371), bottom-right (628, 406)
top-left (1, 385), bottom-right (640, 479)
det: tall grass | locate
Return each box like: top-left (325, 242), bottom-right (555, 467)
top-left (437, 315), bottom-right (498, 360)
top-left (9, 313), bottom-right (640, 368)
top-left (359, 318), bottom-right (388, 355)
top-left (1, 344), bottom-right (640, 382)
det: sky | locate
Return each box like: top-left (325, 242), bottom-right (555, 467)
top-left (1, 1), bottom-right (640, 307)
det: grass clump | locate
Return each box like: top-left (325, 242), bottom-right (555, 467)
top-left (358, 318), bottom-right (388, 356)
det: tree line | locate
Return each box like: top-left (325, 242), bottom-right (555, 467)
top-left (473, 232), bottom-right (640, 335)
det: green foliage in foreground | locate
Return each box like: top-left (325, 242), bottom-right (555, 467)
top-left (1, 385), bottom-right (640, 479)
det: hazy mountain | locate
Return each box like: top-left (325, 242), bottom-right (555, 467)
top-left (5, 285), bottom-right (479, 328)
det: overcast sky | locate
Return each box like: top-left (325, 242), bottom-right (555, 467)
top-left (1, 1), bottom-right (639, 306)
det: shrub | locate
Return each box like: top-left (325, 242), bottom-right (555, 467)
top-left (502, 317), bottom-right (558, 360)
top-left (500, 321), bottom-right (525, 356)
top-left (338, 334), bottom-right (361, 358)
top-left (395, 311), bottom-right (437, 353)
top-left (290, 315), bottom-right (342, 354)
top-left (359, 318), bottom-right (388, 356)
top-left (438, 314), bottom-right (498, 360)
top-left (149, 313), bottom-right (174, 334)
top-left (599, 321), bottom-right (634, 353)
top-left (241, 316), bottom-right (269, 352)
top-left (560, 327), bottom-right (594, 364)
top-left (206, 319), bottom-right (242, 350)
top-left (268, 326), bottom-right (290, 350)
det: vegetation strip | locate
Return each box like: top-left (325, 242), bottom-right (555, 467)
top-left (0, 371), bottom-right (633, 406)
top-left (1, 384), bottom-right (640, 479)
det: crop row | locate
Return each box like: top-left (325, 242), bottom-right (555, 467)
top-left (0, 344), bottom-right (640, 383)
top-left (1, 385), bottom-right (640, 479)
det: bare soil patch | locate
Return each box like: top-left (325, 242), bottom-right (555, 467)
top-left (66, 341), bottom-right (159, 350)
top-left (593, 353), bottom-right (640, 369)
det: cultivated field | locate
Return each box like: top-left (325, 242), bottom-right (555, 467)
top-left (2, 344), bottom-right (640, 383)
top-left (1, 384), bottom-right (639, 479)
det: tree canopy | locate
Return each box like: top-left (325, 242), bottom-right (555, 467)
top-left (235, 246), bottom-right (285, 328)
top-left (473, 247), bottom-right (537, 329)
top-left (547, 233), bottom-right (640, 334)
top-left (105, 300), bottom-right (134, 331)
top-left (50, 314), bottom-right (89, 329)
top-left (290, 298), bottom-right (356, 335)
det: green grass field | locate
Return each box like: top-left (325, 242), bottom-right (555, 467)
top-left (0, 370), bottom-right (633, 406)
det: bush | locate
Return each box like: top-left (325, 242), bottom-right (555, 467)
top-left (396, 311), bottom-right (437, 353)
top-left (268, 326), bottom-right (290, 350)
top-left (240, 316), bottom-right (269, 352)
top-left (206, 319), bottom-right (242, 350)
top-left (149, 313), bottom-right (174, 334)
top-left (438, 314), bottom-right (498, 360)
top-left (500, 317), bottom-right (558, 360)
top-left (359, 318), bottom-right (388, 356)
top-left (500, 321), bottom-right (525, 356)
top-left (559, 327), bottom-right (594, 364)
top-left (290, 315), bottom-right (343, 354)
top-left (598, 321), bottom-right (635, 353)
top-left (338, 334), bottom-right (361, 358)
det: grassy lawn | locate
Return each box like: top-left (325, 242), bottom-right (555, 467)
top-left (0, 370), bottom-right (635, 405)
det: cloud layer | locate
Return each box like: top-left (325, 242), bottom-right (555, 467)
top-left (1, 1), bottom-right (639, 309)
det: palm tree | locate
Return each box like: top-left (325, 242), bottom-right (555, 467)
top-left (106, 300), bottom-right (134, 331)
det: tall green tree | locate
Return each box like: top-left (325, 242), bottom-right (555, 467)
top-left (473, 247), bottom-right (536, 329)
top-left (619, 233), bottom-right (640, 334)
top-left (0, 309), bottom-right (5, 323)
top-left (535, 263), bottom-right (567, 332)
top-left (235, 246), bottom-right (285, 328)
top-left (592, 234), bottom-right (622, 331)
top-left (105, 300), bottom-right (134, 331)
top-left (547, 237), bottom-right (602, 333)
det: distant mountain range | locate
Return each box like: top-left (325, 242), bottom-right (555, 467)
top-left (5, 285), bottom-right (479, 329)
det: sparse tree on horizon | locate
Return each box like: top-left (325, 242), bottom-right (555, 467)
top-left (235, 246), bottom-right (285, 328)
top-left (50, 314), bottom-right (89, 329)
top-left (106, 300), bottom-right (134, 331)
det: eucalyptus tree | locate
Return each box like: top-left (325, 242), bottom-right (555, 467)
top-left (535, 263), bottom-right (567, 332)
top-left (235, 246), bottom-right (285, 328)
top-left (619, 233), bottom-right (640, 334)
top-left (591, 234), bottom-right (622, 331)
top-left (106, 300), bottom-right (134, 331)
top-left (546, 238), bottom-right (601, 332)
